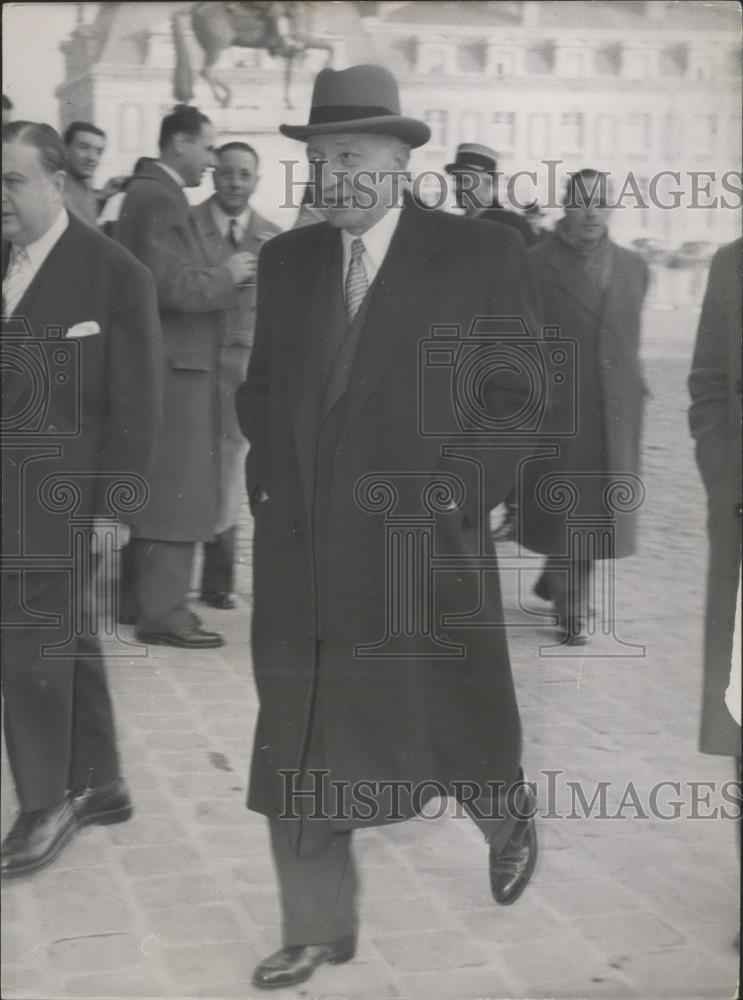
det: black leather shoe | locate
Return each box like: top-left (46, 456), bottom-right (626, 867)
top-left (72, 778), bottom-right (133, 826)
top-left (490, 782), bottom-right (538, 905)
top-left (252, 936), bottom-right (356, 989)
top-left (200, 591), bottom-right (237, 610)
top-left (136, 625), bottom-right (225, 649)
top-left (1, 798), bottom-right (78, 879)
top-left (559, 616), bottom-right (591, 645)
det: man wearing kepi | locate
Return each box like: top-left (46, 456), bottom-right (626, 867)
top-left (1, 122), bottom-right (161, 876)
top-left (236, 64), bottom-right (541, 990)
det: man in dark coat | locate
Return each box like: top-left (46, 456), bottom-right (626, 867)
top-left (115, 105), bottom-right (255, 648)
top-left (1, 121), bottom-right (161, 876)
top-left (444, 142), bottom-right (536, 246)
top-left (519, 169), bottom-right (649, 644)
top-left (192, 142), bottom-right (280, 610)
top-left (236, 64), bottom-right (541, 990)
top-left (688, 237), bottom-right (742, 759)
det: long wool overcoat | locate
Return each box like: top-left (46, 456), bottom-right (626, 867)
top-left (519, 234), bottom-right (649, 560)
top-left (236, 201), bottom-right (541, 830)
top-left (115, 162), bottom-right (236, 542)
top-left (688, 238), bottom-right (742, 758)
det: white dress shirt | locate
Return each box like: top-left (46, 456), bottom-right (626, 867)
top-left (340, 205), bottom-right (403, 288)
top-left (3, 208), bottom-right (69, 314)
top-left (210, 200), bottom-right (252, 244)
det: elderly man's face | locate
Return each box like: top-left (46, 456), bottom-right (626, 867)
top-left (306, 132), bottom-right (410, 235)
top-left (65, 129), bottom-right (105, 181)
top-left (2, 139), bottom-right (65, 245)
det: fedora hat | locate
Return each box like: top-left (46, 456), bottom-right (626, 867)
top-left (445, 143), bottom-right (498, 174)
top-left (279, 64), bottom-right (431, 148)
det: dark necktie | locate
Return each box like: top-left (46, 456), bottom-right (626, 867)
top-left (228, 218), bottom-right (241, 249)
top-left (344, 238), bottom-right (369, 325)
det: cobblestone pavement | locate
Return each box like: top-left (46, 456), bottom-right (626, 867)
top-left (1, 307), bottom-right (740, 1000)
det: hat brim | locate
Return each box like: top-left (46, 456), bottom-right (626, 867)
top-left (279, 115), bottom-right (431, 149)
top-left (444, 164), bottom-right (492, 175)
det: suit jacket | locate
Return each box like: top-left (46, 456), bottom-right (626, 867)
top-left (192, 197), bottom-right (281, 533)
top-left (519, 233), bottom-right (649, 558)
top-left (115, 162), bottom-right (236, 541)
top-left (2, 214), bottom-right (162, 595)
top-left (477, 205), bottom-right (537, 247)
top-left (236, 200), bottom-right (542, 831)
top-left (688, 237), bottom-right (742, 756)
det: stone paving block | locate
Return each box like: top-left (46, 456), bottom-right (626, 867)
top-left (0, 962), bottom-right (58, 1000)
top-left (371, 928), bottom-right (487, 972)
top-left (534, 878), bottom-right (643, 918)
top-left (46, 932), bottom-right (147, 977)
top-left (460, 900), bottom-right (565, 944)
top-left (361, 893), bottom-right (448, 932)
top-left (239, 888), bottom-right (281, 926)
top-left (194, 798), bottom-right (249, 825)
top-left (162, 941), bottom-right (258, 988)
top-left (39, 830), bottom-right (110, 872)
top-left (144, 903), bottom-right (249, 948)
top-left (152, 750), bottom-right (231, 774)
top-left (606, 949), bottom-right (736, 999)
top-left (33, 865), bottom-right (125, 900)
top-left (193, 826), bottom-right (270, 859)
top-left (141, 730), bottom-right (212, 751)
top-left (132, 873), bottom-right (226, 910)
top-left (61, 967), bottom-right (170, 999)
top-left (493, 932), bottom-right (613, 993)
top-left (396, 965), bottom-right (523, 1000)
top-left (575, 911), bottom-right (685, 952)
top-left (168, 772), bottom-right (247, 799)
top-left (171, 683), bottom-right (253, 704)
top-left (107, 814), bottom-right (188, 846)
top-left (35, 895), bottom-right (136, 943)
top-left (119, 842), bottom-right (204, 878)
top-left (130, 713), bottom-right (197, 732)
top-left (357, 862), bottom-right (417, 900)
top-left (220, 859), bottom-right (277, 888)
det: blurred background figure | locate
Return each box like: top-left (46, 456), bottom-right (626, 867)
top-left (520, 168), bottom-right (649, 645)
top-left (2, 93), bottom-right (13, 125)
top-left (193, 142), bottom-right (280, 610)
top-left (688, 236), bottom-right (742, 759)
top-left (62, 121), bottom-right (126, 227)
top-left (444, 142), bottom-right (536, 246)
top-left (523, 199), bottom-right (550, 242)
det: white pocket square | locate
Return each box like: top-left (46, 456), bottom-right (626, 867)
top-left (66, 321), bottom-right (101, 338)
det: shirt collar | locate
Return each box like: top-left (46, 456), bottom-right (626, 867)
top-left (341, 205), bottom-right (403, 273)
top-left (23, 208), bottom-right (69, 272)
top-left (210, 199), bottom-right (252, 238)
top-left (156, 161), bottom-right (187, 188)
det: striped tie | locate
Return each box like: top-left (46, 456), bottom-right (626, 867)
top-left (228, 217), bottom-right (241, 249)
top-left (345, 238), bottom-right (368, 324)
top-left (2, 246), bottom-right (31, 316)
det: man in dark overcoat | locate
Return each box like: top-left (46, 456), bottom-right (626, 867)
top-left (193, 142), bottom-right (280, 609)
top-left (519, 169), bottom-right (649, 644)
top-left (688, 237), bottom-right (742, 760)
top-left (236, 64), bottom-right (541, 990)
top-left (1, 122), bottom-right (161, 876)
top-left (115, 105), bottom-right (255, 648)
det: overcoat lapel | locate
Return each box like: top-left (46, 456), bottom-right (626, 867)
top-left (543, 238), bottom-right (607, 321)
top-left (334, 204), bottom-right (444, 451)
top-left (287, 224), bottom-right (342, 506)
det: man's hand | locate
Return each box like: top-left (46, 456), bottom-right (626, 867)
top-left (99, 175), bottom-right (128, 202)
top-left (225, 251), bottom-right (258, 286)
top-left (92, 518), bottom-right (130, 553)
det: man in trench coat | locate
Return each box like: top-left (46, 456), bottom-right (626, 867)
top-left (192, 142), bottom-right (280, 609)
top-left (688, 237), bottom-right (742, 760)
top-left (115, 106), bottom-right (255, 648)
top-left (236, 64), bottom-right (541, 990)
top-left (519, 169), bottom-right (649, 644)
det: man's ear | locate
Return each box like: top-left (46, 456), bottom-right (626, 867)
top-left (52, 170), bottom-right (67, 201)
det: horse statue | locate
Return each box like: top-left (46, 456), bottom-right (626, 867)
top-left (172, 1), bottom-right (336, 109)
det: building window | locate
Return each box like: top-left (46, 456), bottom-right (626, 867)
top-left (491, 50), bottom-right (515, 77)
top-left (423, 110), bottom-right (448, 148)
top-left (690, 114), bottom-right (717, 154)
top-left (420, 46), bottom-right (448, 75)
top-left (492, 112), bottom-right (516, 152)
top-left (625, 114), bottom-right (651, 157)
top-left (529, 114), bottom-right (551, 158)
top-left (560, 112), bottom-right (584, 155)
top-left (595, 114), bottom-right (616, 159)
top-left (663, 114), bottom-right (680, 159)
top-left (460, 111), bottom-right (482, 144)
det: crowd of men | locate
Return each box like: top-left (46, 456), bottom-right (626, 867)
top-left (1, 62), bottom-right (740, 991)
